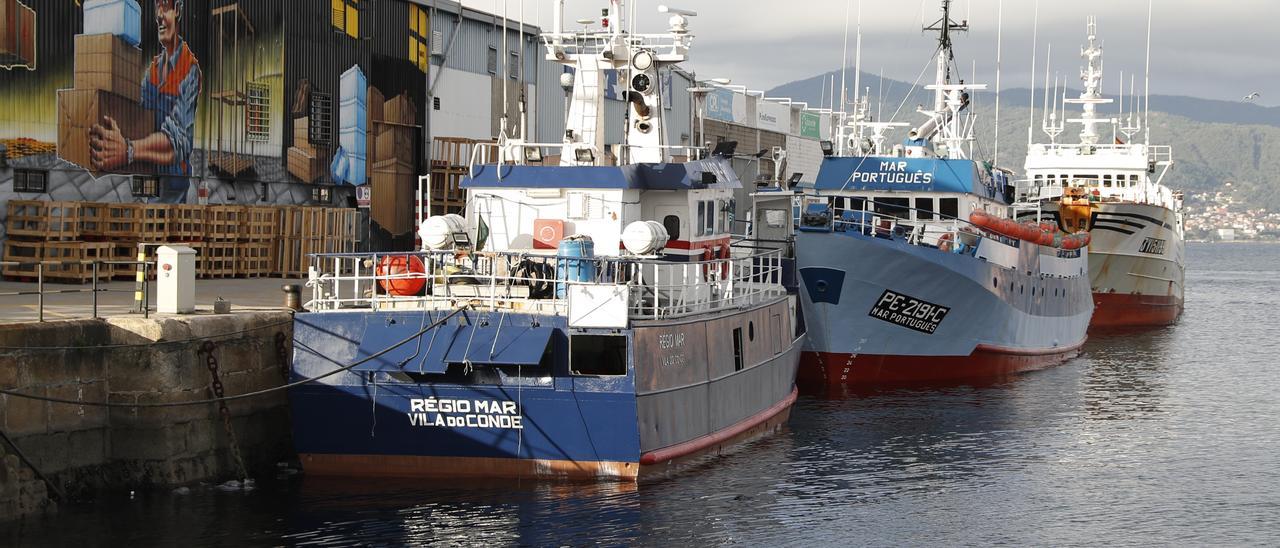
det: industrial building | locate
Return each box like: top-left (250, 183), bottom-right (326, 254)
top-left (0, 0), bottom-right (831, 276)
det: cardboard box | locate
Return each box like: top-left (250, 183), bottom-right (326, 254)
top-left (368, 86), bottom-right (385, 124)
top-left (287, 146), bottom-right (327, 183)
top-left (383, 93), bottom-right (417, 126)
top-left (0, 0), bottom-right (36, 68)
top-left (73, 34), bottom-right (143, 102)
top-left (375, 124), bottom-right (415, 163)
top-left (292, 116), bottom-right (312, 152)
top-left (57, 88), bottom-right (154, 174)
top-left (371, 158), bottom-right (415, 235)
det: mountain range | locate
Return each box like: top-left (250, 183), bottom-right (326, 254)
top-left (768, 70), bottom-right (1280, 210)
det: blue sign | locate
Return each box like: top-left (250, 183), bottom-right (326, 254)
top-left (813, 156), bottom-right (999, 199)
top-left (706, 88), bottom-right (736, 122)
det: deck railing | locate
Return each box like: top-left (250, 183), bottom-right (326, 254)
top-left (305, 246), bottom-right (787, 321)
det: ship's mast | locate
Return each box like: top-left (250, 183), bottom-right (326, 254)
top-left (909, 0), bottom-right (984, 160)
top-left (1064, 16), bottom-right (1113, 146)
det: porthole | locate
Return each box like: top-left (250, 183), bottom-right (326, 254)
top-left (748, 321), bottom-right (755, 341)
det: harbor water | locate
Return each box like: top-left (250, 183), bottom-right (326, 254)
top-left (3, 242), bottom-right (1277, 546)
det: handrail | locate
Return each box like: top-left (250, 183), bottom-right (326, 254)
top-left (0, 260), bottom-right (155, 322)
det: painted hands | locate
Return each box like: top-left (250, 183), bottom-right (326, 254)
top-left (89, 116), bottom-right (130, 171)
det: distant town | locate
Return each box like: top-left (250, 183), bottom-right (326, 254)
top-left (1185, 183), bottom-right (1280, 241)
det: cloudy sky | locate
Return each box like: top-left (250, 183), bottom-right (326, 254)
top-left (461, 0), bottom-right (1278, 106)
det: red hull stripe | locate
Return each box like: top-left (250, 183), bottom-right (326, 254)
top-left (1090, 292), bottom-right (1184, 329)
top-left (798, 342), bottom-right (1084, 385)
top-left (639, 386), bottom-right (798, 465)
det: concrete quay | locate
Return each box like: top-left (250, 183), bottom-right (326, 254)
top-left (0, 310), bottom-right (295, 521)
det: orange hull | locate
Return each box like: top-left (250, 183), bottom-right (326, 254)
top-left (1090, 291), bottom-right (1183, 329)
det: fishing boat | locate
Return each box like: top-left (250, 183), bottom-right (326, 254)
top-left (287, 0), bottom-right (803, 480)
top-left (794, 0), bottom-right (1093, 385)
top-left (1020, 17), bottom-right (1185, 329)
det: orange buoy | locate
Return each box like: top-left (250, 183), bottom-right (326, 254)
top-left (377, 255), bottom-right (426, 296)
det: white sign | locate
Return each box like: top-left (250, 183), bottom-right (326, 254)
top-left (756, 101), bottom-right (790, 133)
top-left (406, 397), bottom-right (524, 429)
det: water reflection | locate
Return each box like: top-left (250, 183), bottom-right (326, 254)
top-left (1079, 327), bottom-right (1176, 421)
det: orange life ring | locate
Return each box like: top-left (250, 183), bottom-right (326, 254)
top-left (701, 248), bottom-right (716, 278)
top-left (938, 232), bottom-right (954, 253)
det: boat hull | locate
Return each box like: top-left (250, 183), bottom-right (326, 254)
top-left (289, 301), bottom-right (802, 480)
top-left (795, 230), bottom-right (1092, 386)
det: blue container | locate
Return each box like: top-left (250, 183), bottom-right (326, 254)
top-left (339, 65), bottom-right (368, 107)
top-left (338, 126), bottom-right (366, 157)
top-left (83, 0), bottom-right (142, 47)
top-left (555, 237), bottom-right (596, 298)
top-left (338, 97), bottom-right (368, 131)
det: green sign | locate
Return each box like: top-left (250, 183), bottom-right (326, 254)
top-left (800, 112), bottom-right (821, 139)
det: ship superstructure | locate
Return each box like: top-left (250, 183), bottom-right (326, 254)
top-left (1021, 17), bottom-right (1185, 328)
top-left (287, 0), bottom-right (803, 480)
top-left (794, 0), bottom-right (1094, 385)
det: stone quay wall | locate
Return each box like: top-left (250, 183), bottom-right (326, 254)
top-left (0, 311), bottom-right (294, 521)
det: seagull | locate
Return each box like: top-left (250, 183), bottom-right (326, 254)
top-left (1244, 92), bottom-right (1261, 101)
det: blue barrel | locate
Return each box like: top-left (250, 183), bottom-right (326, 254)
top-left (556, 237), bottom-right (596, 298)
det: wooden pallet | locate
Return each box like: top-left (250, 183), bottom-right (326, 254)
top-left (108, 242), bottom-right (141, 279)
top-left (236, 241), bottom-right (272, 277)
top-left (5, 200), bottom-right (93, 241)
top-left (276, 237), bottom-right (325, 278)
top-left (103, 203), bottom-right (143, 239)
top-left (40, 241), bottom-right (112, 283)
top-left (2, 240), bottom-right (42, 278)
top-left (137, 204), bottom-right (170, 241)
top-left (205, 242), bottom-right (238, 278)
top-left (171, 205), bottom-right (207, 240)
top-left (208, 205), bottom-right (247, 241)
top-left (243, 206), bottom-right (278, 241)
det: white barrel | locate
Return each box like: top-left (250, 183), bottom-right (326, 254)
top-left (419, 214), bottom-right (467, 250)
top-left (621, 220), bottom-right (670, 255)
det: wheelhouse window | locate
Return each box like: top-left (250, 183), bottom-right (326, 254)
top-left (696, 201), bottom-right (706, 237)
top-left (704, 200), bottom-right (715, 235)
top-left (1103, 174), bottom-right (1112, 187)
top-left (1130, 174), bottom-right (1140, 186)
top-left (873, 197), bottom-right (910, 219)
top-left (939, 197), bottom-right (959, 219)
top-left (849, 196), bottom-right (866, 213)
top-left (914, 197), bottom-right (935, 220)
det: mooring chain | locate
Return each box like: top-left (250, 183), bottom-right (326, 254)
top-left (199, 341), bottom-right (248, 482)
top-left (274, 332), bottom-right (290, 381)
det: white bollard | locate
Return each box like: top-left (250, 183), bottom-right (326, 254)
top-left (156, 245), bottom-right (197, 314)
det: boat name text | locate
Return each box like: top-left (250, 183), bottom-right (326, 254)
top-left (846, 161), bottom-right (935, 186)
top-left (406, 398), bottom-right (523, 430)
top-left (1139, 237), bottom-right (1166, 255)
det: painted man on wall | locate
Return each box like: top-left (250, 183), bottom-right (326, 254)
top-left (88, 0), bottom-right (200, 203)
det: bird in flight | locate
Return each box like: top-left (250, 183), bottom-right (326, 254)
top-left (1243, 92), bottom-right (1261, 101)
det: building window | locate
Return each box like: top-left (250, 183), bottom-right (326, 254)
top-left (245, 82), bottom-right (270, 142)
top-left (508, 51), bottom-right (519, 80)
top-left (309, 92), bottom-right (333, 146)
top-left (12, 169), bottom-right (48, 193)
top-left (409, 4), bottom-right (429, 73)
top-left (332, 0), bottom-right (360, 39)
top-left (486, 46), bottom-right (498, 74)
top-left (312, 186), bottom-right (333, 204)
top-left (131, 175), bottom-right (160, 198)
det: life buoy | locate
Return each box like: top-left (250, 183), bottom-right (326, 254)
top-left (718, 244), bottom-right (731, 277)
top-left (701, 248), bottom-right (716, 278)
top-left (938, 232), bottom-right (954, 253)
top-left (376, 255), bottom-right (426, 296)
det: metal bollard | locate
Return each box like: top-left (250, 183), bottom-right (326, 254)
top-left (282, 284), bottom-right (303, 312)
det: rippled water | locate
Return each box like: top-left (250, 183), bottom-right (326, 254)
top-left (5, 243), bottom-right (1279, 546)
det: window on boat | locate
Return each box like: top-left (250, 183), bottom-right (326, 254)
top-left (1078, 174), bottom-right (1099, 186)
top-left (1060, 174), bottom-right (1069, 187)
top-left (763, 209), bottom-right (787, 228)
top-left (570, 334), bottom-right (628, 376)
top-left (1034, 174), bottom-right (1043, 186)
top-left (873, 197), bottom-right (910, 219)
top-left (705, 200), bottom-right (716, 235)
top-left (915, 198), bottom-right (935, 220)
top-left (1103, 175), bottom-right (1113, 187)
top-left (1130, 174), bottom-right (1140, 186)
top-left (939, 198), bottom-right (959, 219)
top-left (663, 215), bottom-right (681, 240)
top-left (732, 327), bottom-right (744, 372)
top-left (696, 201), bottom-right (706, 236)
top-left (849, 196), bottom-right (866, 213)
top-left (718, 201), bottom-right (730, 234)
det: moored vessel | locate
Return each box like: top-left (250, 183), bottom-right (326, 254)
top-left (287, 0), bottom-right (803, 480)
top-left (1020, 17), bottom-right (1186, 329)
top-left (794, 0), bottom-right (1094, 385)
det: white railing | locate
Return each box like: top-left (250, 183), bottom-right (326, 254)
top-left (304, 246), bottom-right (787, 321)
top-left (467, 141), bottom-right (706, 179)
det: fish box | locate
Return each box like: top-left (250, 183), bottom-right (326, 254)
top-left (73, 34), bottom-right (143, 103)
top-left (371, 158), bottom-right (415, 235)
top-left (375, 124), bottom-right (415, 163)
top-left (82, 0), bottom-right (142, 47)
top-left (57, 88), bottom-right (154, 175)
